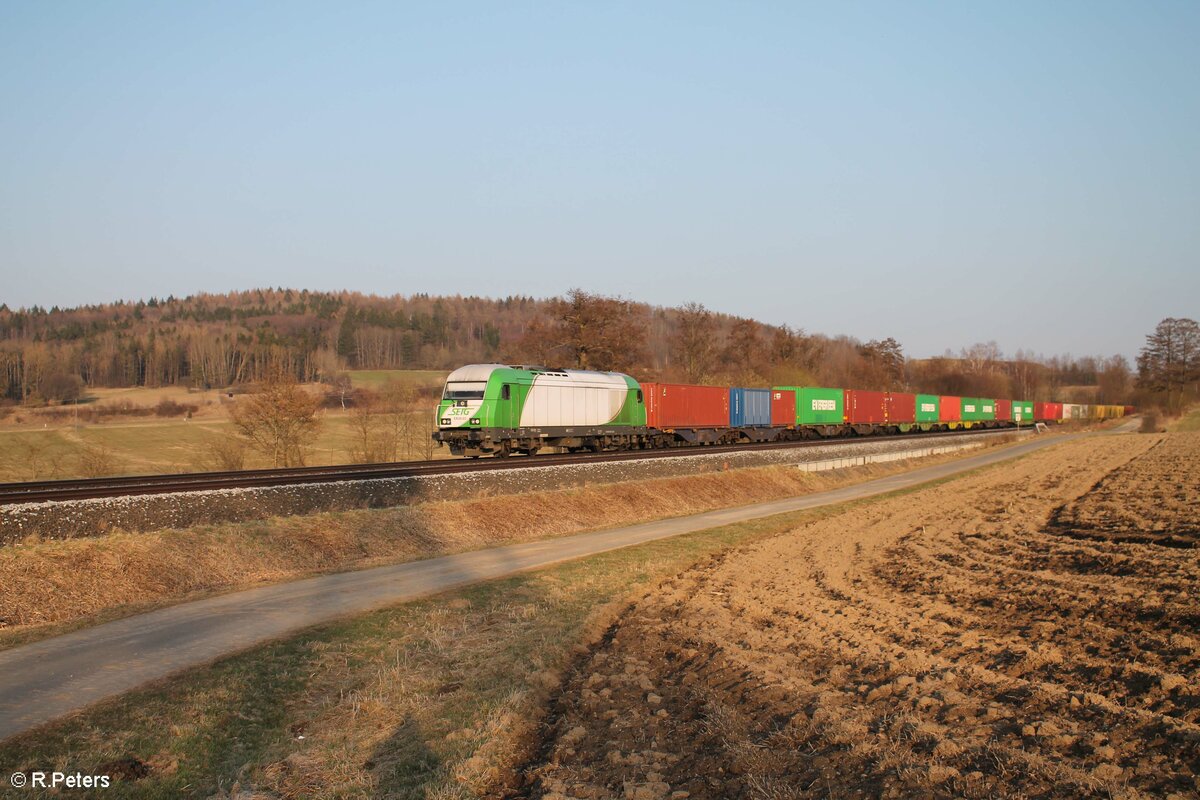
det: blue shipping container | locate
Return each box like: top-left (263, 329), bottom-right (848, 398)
top-left (730, 388), bottom-right (772, 427)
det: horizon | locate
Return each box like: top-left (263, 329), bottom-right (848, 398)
top-left (3, 3), bottom-right (1198, 362)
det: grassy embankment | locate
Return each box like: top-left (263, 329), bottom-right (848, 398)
top-left (0, 370), bottom-right (449, 481)
top-left (0, 456), bottom-right (1017, 800)
top-left (0, 438), bottom-right (1030, 650)
top-left (1170, 406), bottom-right (1200, 432)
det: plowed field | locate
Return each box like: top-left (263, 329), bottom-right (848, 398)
top-left (1053, 432), bottom-right (1200, 547)
top-left (515, 433), bottom-right (1200, 799)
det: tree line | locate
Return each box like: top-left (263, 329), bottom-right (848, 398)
top-left (1136, 317), bottom-right (1200, 414)
top-left (1, 287), bottom-right (1147, 407)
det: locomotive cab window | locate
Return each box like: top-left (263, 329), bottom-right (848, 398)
top-left (637, 389), bottom-right (643, 403)
top-left (501, 384), bottom-right (511, 400)
top-left (443, 381), bottom-right (486, 400)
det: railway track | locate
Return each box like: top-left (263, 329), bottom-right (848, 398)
top-left (0, 428), bottom-right (1029, 505)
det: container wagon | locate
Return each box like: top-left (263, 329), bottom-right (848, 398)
top-left (642, 382), bottom-right (730, 443)
top-left (845, 389), bottom-right (887, 429)
top-left (1034, 402), bottom-right (1061, 422)
top-left (774, 386), bottom-right (845, 434)
top-left (939, 396), bottom-right (962, 428)
top-left (770, 389), bottom-right (796, 427)
top-left (729, 387), bottom-right (775, 441)
top-left (886, 392), bottom-right (917, 427)
top-left (915, 394), bottom-right (940, 427)
top-left (960, 397), bottom-right (994, 426)
top-left (729, 388), bottom-right (772, 427)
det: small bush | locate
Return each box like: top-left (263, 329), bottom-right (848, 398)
top-left (76, 444), bottom-right (121, 477)
top-left (155, 398), bottom-right (200, 418)
top-left (201, 435), bottom-right (248, 471)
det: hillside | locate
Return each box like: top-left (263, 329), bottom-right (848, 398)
top-left (0, 289), bottom-right (1130, 406)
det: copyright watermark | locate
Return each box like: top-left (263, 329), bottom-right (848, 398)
top-left (8, 771), bottom-right (112, 789)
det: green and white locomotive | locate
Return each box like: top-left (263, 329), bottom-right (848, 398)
top-left (432, 364), bottom-right (647, 457)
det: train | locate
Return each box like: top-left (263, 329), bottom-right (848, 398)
top-left (431, 364), bottom-right (1128, 457)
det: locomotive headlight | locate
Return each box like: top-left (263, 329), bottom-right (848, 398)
top-left (470, 417), bottom-right (480, 425)
top-left (440, 418), bottom-right (451, 426)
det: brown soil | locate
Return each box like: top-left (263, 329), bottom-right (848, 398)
top-left (513, 433), bottom-right (1200, 799)
top-left (1052, 432), bottom-right (1200, 547)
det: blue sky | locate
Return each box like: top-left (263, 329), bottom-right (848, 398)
top-left (1, 1), bottom-right (1197, 359)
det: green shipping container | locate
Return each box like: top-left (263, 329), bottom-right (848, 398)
top-left (1013, 400), bottom-right (1034, 423)
top-left (961, 397), bottom-right (994, 422)
top-left (776, 386), bottom-right (844, 425)
top-left (915, 394), bottom-right (940, 423)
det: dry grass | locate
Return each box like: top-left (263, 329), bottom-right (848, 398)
top-left (0, 441), bottom-right (1027, 644)
top-left (1171, 406), bottom-right (1200, 432)
top-left (0, 411), bottom-right (450, 481)
top-left (0, 371), bottom-right (452, 481)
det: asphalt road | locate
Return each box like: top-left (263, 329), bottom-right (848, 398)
top-left (0, 432), bottom-right (1077, 742)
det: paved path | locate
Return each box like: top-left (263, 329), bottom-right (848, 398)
top-left (0, 433), bottom-right (1072, 742)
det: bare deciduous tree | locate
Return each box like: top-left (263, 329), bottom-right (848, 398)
top-left (1097, 355), bottom-right (1132, 404)
top-left (860, 338), bottom-right (906, 390)
top-left (521, 289), bottom-right (648, 372)
top-left (670, 302), bottom-right (717, 383)
top-left (230, 375), bottom-right (321, 467)
top-left (1137, 317), bottom-right (1200, 414)
top-left (348, 388), bottom-right (392, 463)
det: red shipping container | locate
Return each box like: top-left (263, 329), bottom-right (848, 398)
top-left (994, 398), bottom-right (1012, 421)
top-left (771, 388), bottom-right (796, 426)
top-left (1035, 401), bottom-right (1063, 421)
top-left (641, 382), bottom-right (729, 429)
top-left (1124, 405), bottom-right (1136, 415)
top-left (885, 392), bottom-right (916, 424)
top-left (939, 395), bottom-right (962, 422)
top-left (845, 389), bottom-right (887, 424)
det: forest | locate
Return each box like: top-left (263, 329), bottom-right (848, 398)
top-left (0, 288), bottom-right (1164, 408)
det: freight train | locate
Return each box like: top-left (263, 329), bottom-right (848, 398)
top-left (431, 364), bottom-right (1127, 457)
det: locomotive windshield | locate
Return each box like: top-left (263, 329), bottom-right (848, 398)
top-left (443, 381), bottom-right (487, 400)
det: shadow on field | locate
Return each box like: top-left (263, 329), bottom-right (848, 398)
top-left (367, 719), bottom-right (446, 799)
